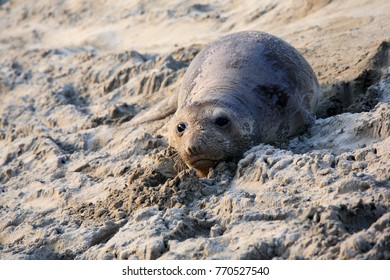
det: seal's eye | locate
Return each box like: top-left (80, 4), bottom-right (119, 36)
top-left (215, 117), bottom-right (230, 127)
top-left (177, 123), bottom-right (186, 133)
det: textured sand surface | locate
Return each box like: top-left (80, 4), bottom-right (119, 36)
top-left (0, 0), bottom-right (389, 259)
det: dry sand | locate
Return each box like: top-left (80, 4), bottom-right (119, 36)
top-left (0, 0), bottom-right (389, 259)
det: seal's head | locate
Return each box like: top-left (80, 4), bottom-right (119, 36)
top-left (169, 99), bottom-right (255, 177)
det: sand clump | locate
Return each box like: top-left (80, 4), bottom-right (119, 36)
top-left (0, 0), bottom-right (389, 259)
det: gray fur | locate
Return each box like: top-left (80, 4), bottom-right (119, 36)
top-left (169, 31), bottom-right (320, 176)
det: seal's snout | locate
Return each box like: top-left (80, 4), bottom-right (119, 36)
top-left (185, 135), bottom-right (207, 156)
top-left (182, 136), bottom-right (220, 176)
top-left (186, 143), bottom-right (199, 156)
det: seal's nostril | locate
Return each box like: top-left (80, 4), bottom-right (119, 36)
top-left (186, 138), bottom-right (204, 155)
top-left (186, 144), bottom-right (198, 155)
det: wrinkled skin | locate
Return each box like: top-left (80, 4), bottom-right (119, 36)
top-left (169, 31), bottom-right (320, 177)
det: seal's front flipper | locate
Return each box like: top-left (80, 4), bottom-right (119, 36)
top-left (127, 92), bottom-right (178, 126)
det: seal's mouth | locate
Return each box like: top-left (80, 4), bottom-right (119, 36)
top-left (188, 158), bottom-right (219, 175)
top-left (191, 159), bottom-right (217, 167)
top-left (183, 152), bottom-right (224, 177)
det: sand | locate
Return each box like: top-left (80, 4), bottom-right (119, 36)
top-left (0, 0), bottom-right (389, 259)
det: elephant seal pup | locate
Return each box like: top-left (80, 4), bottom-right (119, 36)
top-left (169, 31), bottom-right (320, 177)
